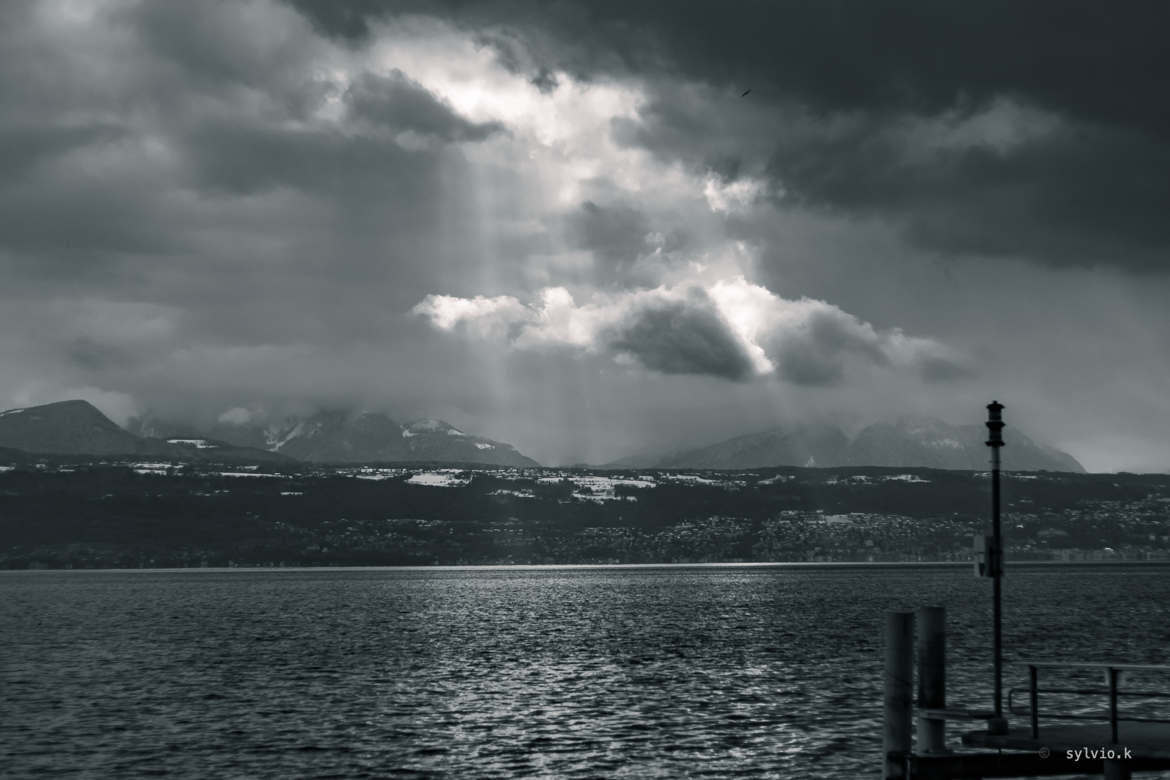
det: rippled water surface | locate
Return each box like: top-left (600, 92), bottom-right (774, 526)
top-left (4, 565), bottom-right (1170, 778)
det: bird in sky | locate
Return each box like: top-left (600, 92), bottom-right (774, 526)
top-left (741, 88), bottom-right (751, 97)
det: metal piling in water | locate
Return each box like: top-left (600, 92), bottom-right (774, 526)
top-left (884, 610), bottom-right (914, 779)
top-left (880, 604), bottom-right (1170, 778)
top-left (917, 606), bottom-right (948, 757)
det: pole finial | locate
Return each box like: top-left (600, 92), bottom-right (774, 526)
top-left (985, 400), bottom-right (1005, 447)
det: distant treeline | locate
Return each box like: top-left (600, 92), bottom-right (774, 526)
top-left (1, 466), bottom-right (1168, 568)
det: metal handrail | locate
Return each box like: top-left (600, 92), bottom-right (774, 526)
top-left (1008, 692), bottom-right (1170, 723)
top-left (1011, 661), bottom-right (1170, 743)
top-left (1023, 662), bottom-right (1170, 673)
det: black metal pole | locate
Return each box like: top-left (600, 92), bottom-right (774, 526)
top-left (1029, 665), bottom-right (1039, 739)
top-left (992, 444), bottom-right (1002, 717)
top-left (1109, 667), bottom-right (1120, 745)
top-left (986, 401), bottom-right (1006, 727)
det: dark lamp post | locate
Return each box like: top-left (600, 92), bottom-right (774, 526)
top-left (985, 401), bottom-right (1007, 733)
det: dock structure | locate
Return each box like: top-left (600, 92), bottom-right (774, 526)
top-left (879, 401), bottom-right (1170, 777)
top-left (882, 608), bottom-right (1170, 779)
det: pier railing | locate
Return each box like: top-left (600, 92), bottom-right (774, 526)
top-left (885, 610), bottom-right (1170, 778)
top-left (1010, 662), bottom-right (1170, 743)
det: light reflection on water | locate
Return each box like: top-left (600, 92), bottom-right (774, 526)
top-left (2, 565), bottom-right (1169, 778)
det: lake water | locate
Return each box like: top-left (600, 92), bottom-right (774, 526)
top-left (3, 565), bottom-right (1169, 778)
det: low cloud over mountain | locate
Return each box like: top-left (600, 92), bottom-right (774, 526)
top-left (0, 400), bottom-right (286, 462)
top-left (128, 409), bottom-right (539, 467)
top-left (619, 417), bottom-right (1083, 473)
top-left (414, 277), bottom-right (968, 385)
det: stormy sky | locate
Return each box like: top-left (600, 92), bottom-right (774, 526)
top-left (2, 0), bottom-right (1169, 470)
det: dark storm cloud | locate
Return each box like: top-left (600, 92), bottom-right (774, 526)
top-left (917, 354), bottom-right (973, 384)
top-left (561, 200), bottom-right (691, 287)
top-left (180, 118), bottom-right (440, 197)
top-left (284, 0), bottom-right (386, 40)
top-left (65, 338), bottom-right (138, 373)
top-left (346, 70), bottom-right (505, 141)
top-left (617, 93), bottom-right (1170, 270)
top-left (767, 308), bottom-right (889, 387)
top-left (286, 0), bottom-right (1170, 272)
top-left (566, 201), bottom-right (649, 276)
top-left (0, 0), bottom-right (501, 283)
top-left (106, 2), bottom-right (345, 126)
top-left (289, 0), bottom-right (1170, 136)
top-left (130, 2), bottom-right (302, 92)
top-left (415, 279), bottom-right (969, 387)
top-left (0, 171), bottom-right (186, 260)
top-left (763, 118), bottom-right (1170, 269)
top-left (529, 67), bottom-right (559, 95)
top-left (602, 291), bottom-right (756, 381)
top-left (0, 124), bottom-right (126, 182)
top-left (757, 305), bottom-right (971, 387)
top-left (0, 0), bottom-right (523, 410)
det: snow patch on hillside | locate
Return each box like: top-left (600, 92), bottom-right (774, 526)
top-left (131, 461), bottom-right (176, 475)
top-left (268, 422), bottom-right (306, 451)
top-left (167, 438), bottom-right (218, 449)
top-left (407, 470), bottom-right (470, 487)
top-left (490, 488), bottom-right (535, 499)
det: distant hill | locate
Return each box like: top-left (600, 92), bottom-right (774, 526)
top-left (265, 410), bottom-right (409, 463)
top-left (656, 424), bottom-right (849, 469)
top-left (0, 400), bottom-right (167, 456)
top-left (158, 437), bottom-right (292, 464)
top-left (397, 418), bottom-right (538, 467)
top-left (843, 418), bottom-right (1084, 472)
top-left (610, 416), bottom-right (1084, 472)
top-left (128, 410), bottom-right (541, 467)
top-left (0, 445), bottom-right (34, 465)
top-left (0, 401), bottom-right (289, 462)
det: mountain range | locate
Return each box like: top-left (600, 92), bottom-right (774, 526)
top-left (126, 410), bottom-right (539, 467)
top-left (611, 417), bottom-right (1085, 472)
top-left (0, 400), bottom-right (1085, 472)
top-left (0, 401), bottom-right (287, 462)
top-left (0, 400), bottom-right (537, 466)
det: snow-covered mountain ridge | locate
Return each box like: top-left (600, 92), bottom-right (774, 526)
top-left (127, 409), bottom-right (539, 466)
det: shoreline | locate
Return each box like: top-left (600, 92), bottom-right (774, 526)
top-left (5, 560), bottom-right (1170, 574)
